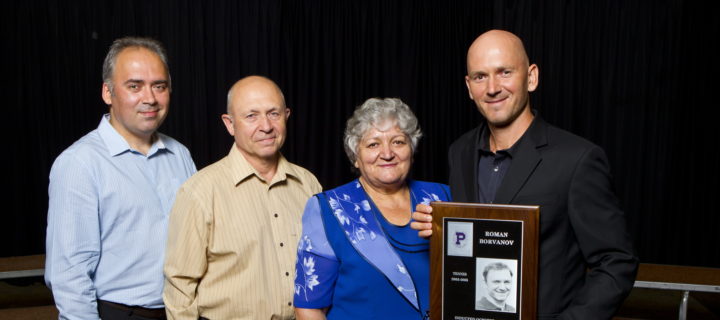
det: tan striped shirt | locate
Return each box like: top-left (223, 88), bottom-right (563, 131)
top-left (163, 145), bottom-right (322, 320)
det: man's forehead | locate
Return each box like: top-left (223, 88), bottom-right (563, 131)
top-left (232, 97), bottom-right (285, 114)
top-left (489, 269), bottom-right (511, 275)
top-left (232, 89), bottom-right (284, 110)
top-left (117, 48), bottom-right (165, 67)
top-left (468, 47), bottom-right (526, 67)
top-left (242, 104), bottom-right (284, 113)
top-left (488, 267), bottom-right (511, 274)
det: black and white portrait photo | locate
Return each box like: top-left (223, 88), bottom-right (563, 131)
top-left (475, 258), bottom-right (518, 313)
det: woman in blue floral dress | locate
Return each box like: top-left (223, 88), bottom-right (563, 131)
top-left (294, 98), bottom-right (451, 319)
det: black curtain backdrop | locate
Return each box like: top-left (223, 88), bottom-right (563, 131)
top-left (6, 0), bottom-right (720, 268)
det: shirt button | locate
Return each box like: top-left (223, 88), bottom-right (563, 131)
top-left (288, 302), bottom-right (292, 306)
top-left (274, 213), bottom-right (278, 217)
top-left (286, 272), bottom-right (290, 276)
top-left (280, 242), bottom-right (284, 247)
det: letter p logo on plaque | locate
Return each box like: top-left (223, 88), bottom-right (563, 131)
top-left (447, 222), bottom-right (473, 257)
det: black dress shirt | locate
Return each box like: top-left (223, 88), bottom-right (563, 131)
top-left (476, 126), bottom-right (522, 203)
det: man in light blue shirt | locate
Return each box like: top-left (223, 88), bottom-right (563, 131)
top-left (45, 37), bottom-right (196, 320)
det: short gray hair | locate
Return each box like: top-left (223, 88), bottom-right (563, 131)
top-left (343, 98), bottom-right (422, 166)
top-left (102, 36), bottom-right (171, 94)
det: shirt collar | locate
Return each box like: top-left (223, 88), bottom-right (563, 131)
top-left (476, 124), bottom-right (516, 157)
top-left (476, 124), bottom-right (493, 154)
top-left (97, 113), bottom-right (171, 157)
top-left (476, 117), bottom-right (537, 158)
top-left (226, 144), bottom-right (299, 187)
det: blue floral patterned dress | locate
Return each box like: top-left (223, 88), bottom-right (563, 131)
top-left (294, 179), bottom-right (451, 319)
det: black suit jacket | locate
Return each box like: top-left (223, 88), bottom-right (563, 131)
top-left (449, 116), bottom-right (638, 320)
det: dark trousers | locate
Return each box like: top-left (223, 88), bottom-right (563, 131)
top-left (97, 300), bottom-right (167, 320)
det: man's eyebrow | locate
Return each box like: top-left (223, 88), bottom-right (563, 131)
top-left (249, 106), bottom-right (282, 113)
top-left (497, 65), bottom-right (515, 71)
top-left (124, 79), bottom-right (144, 84)
top-left (123, 79), bottom-right (168, 84)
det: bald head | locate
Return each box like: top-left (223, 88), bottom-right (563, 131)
top-left (463, 29), bottom-right (538, 132)
top-left (227, 76), bottom-right (286, 114)
top-left (221, 75), bottom-right (290, 168)
top-left (467, 30), bottom-right (529, 73)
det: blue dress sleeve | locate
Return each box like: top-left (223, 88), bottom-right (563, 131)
top-left (294, 195), bottom-right (340, 309)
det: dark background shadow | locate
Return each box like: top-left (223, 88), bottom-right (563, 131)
top-left (5, 0), bottom-right (719, 268)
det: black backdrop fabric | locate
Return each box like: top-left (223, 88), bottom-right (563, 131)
top-left (5, 0), bottom-right (720, 267)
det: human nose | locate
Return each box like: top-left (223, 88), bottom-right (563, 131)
top-left (486, 76), bottom-right (501, 96)
top-left (258, 114), bottom-right (273, 132)
top-left (379, 143), bottom-right (394, 160)
top-left (141, 86), bottom-right (157, 105)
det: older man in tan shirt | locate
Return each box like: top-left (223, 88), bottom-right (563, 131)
top-left (163, 76), bottom-right (322, 319)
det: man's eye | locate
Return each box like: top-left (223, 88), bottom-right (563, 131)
top-left (269, 112), bottom-right (281, 119)
top-left (367, 142), bottom-right (378, 148)
top-left (154, 84), bottom-right (167, 91)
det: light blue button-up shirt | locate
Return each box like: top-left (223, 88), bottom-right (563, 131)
top-left (45, 114), bottom-right (196, 319)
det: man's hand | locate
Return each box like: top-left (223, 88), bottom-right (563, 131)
top-left (410, 203), bottom-right (434, 238)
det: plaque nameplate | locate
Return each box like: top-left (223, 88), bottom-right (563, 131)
top-left (429, 202), bottom-right (539, 320)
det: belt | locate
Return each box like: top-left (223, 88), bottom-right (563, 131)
top-left (98, 300), bottom-right (167, 319)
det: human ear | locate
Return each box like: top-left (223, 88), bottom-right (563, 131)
top-left (221, 114), bottom-right (235, 136)
top-left (464, 75), bottom-right (474, 99)
top-left (527, 64), bottom-right (539, 92)
top-left (102, 83), bottom-right (112, 105)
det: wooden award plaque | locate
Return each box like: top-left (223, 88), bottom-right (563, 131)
top-left (429, 202), bottom-right (539, 320)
